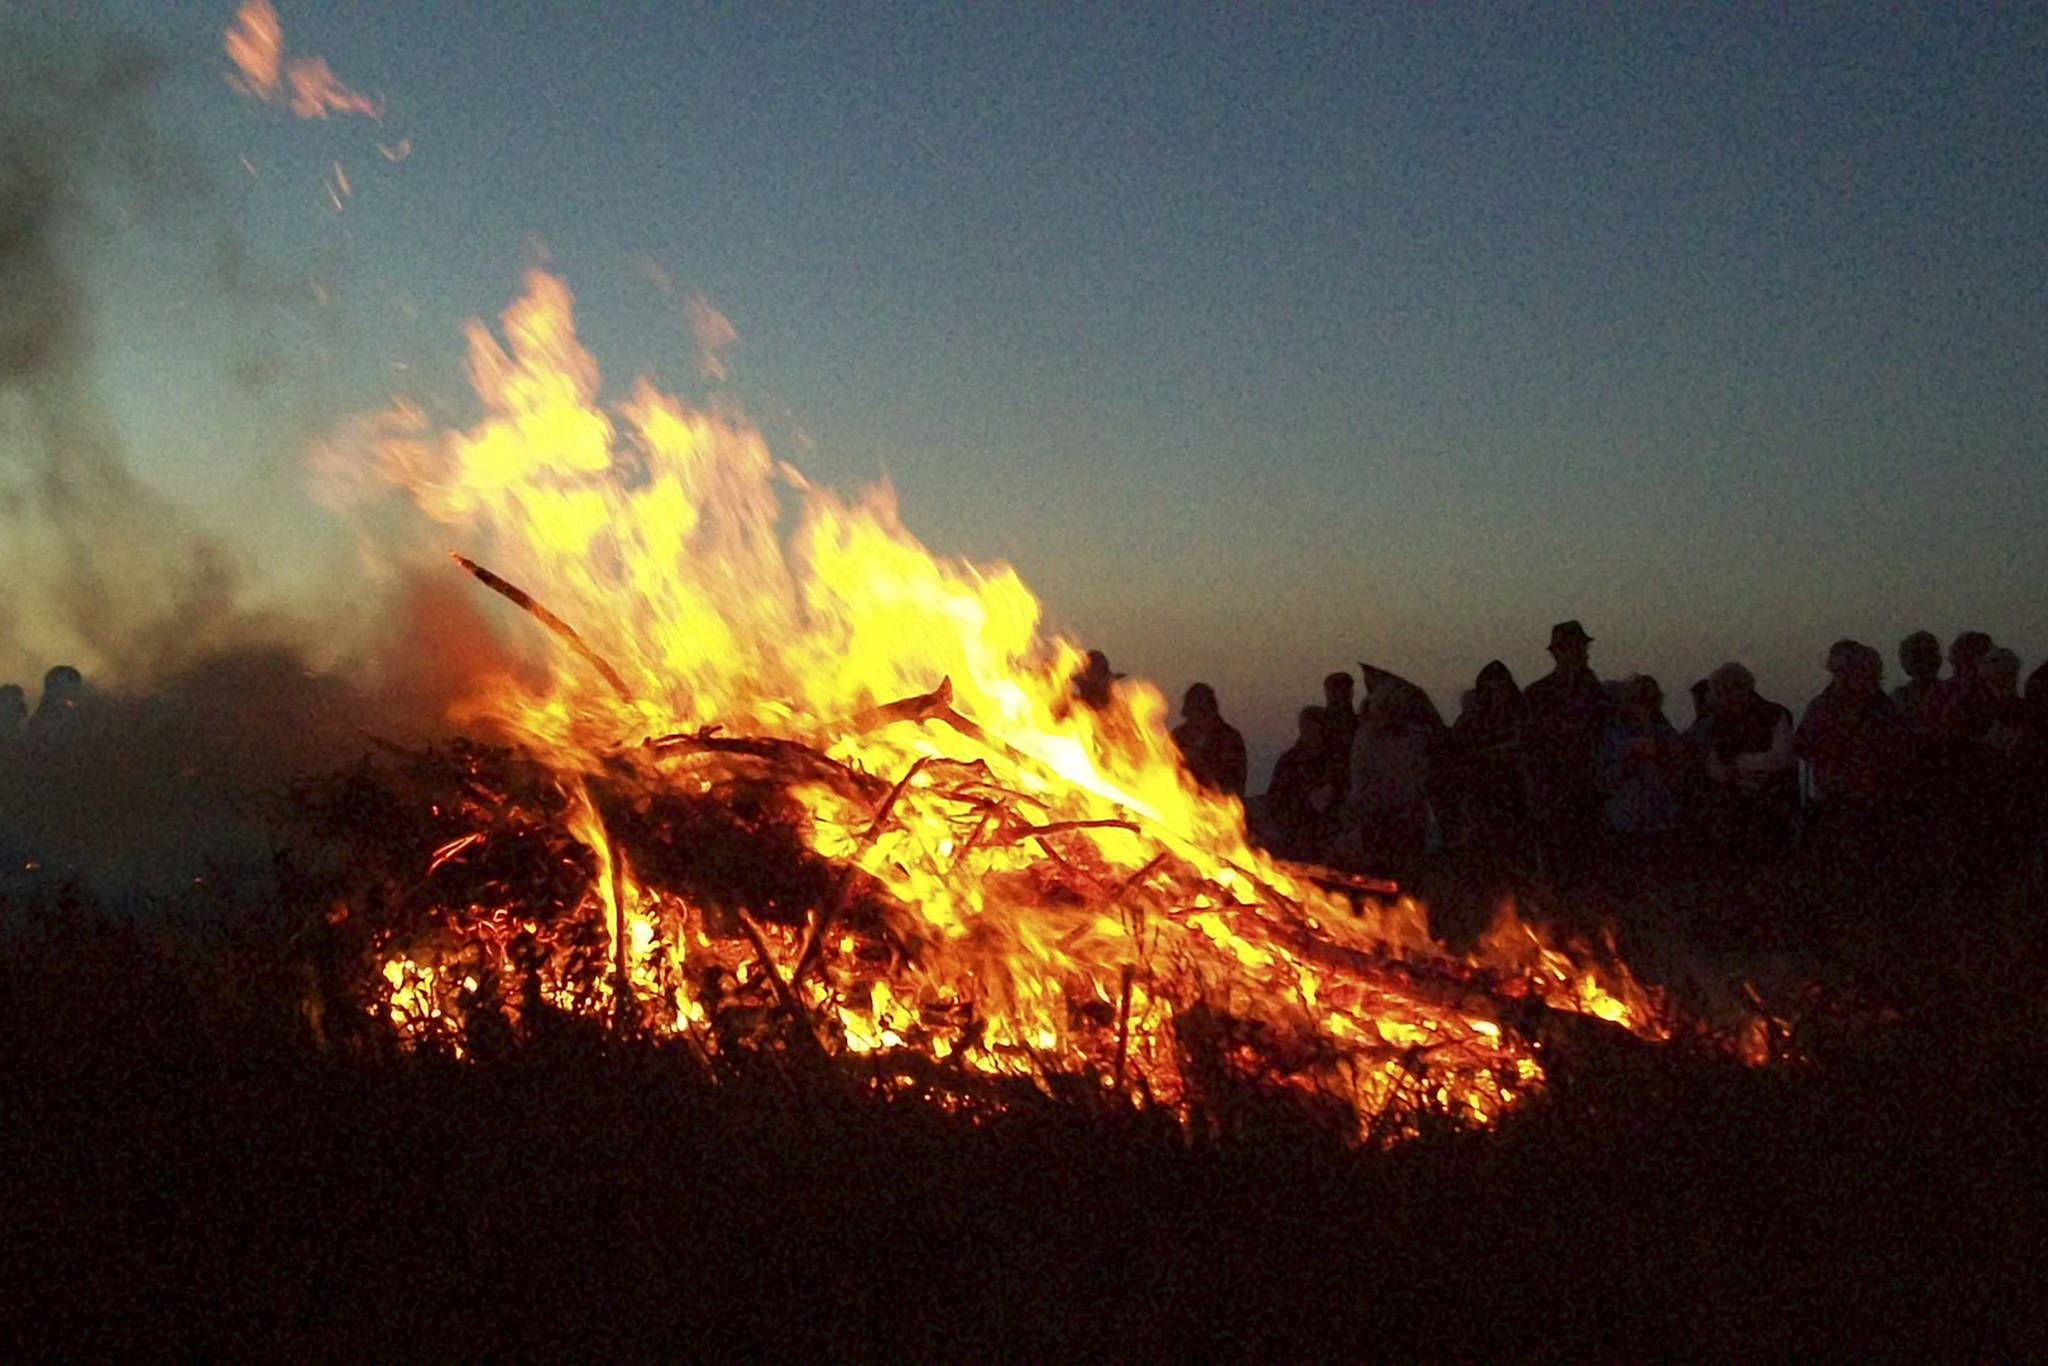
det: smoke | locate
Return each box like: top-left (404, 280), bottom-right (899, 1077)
top-left (0, 33), bottom-right (502, 897)
top-left (0, 37), bottom-right (276, 688)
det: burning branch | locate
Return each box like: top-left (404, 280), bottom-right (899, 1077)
top-left (449, 552), bottom-right (635, 702)
top-left (793, 755), bottom-right (934, 988)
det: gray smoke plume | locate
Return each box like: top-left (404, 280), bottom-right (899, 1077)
top-left (0, 37), bottom-right (286, 688)
top-left (0, 32), bottom-right (497, 898)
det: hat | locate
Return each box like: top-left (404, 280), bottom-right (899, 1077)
top-left (1081, 649), bottom-right (1126, 680)
top-left (1547, 620), bottom-right (1593, 650)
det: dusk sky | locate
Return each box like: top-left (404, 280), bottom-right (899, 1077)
top-left (9, 3), bottom-right (2046, 779)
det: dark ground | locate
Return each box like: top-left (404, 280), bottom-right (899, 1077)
top-left (3, 832), bottom-right (2045, 1361)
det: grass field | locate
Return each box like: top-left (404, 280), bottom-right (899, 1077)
top-left (3, 828), bottom-right (2044, 1359)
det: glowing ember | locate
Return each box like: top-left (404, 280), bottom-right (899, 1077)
top-left (333, 273), bottom-right (1668, 1136)
top-left (225, 0), bottom-right (381, 121)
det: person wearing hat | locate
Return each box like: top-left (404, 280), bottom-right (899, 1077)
top-left (1070, 649), bottom-right (1124, 712)
top-left (1522, 620), bottom-right (1613, 878)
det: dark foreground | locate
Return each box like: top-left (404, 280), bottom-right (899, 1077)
top-left (3, 881), bottom-right (2045, 1362)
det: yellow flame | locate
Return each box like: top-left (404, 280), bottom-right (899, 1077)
top-left (345, 273), bottom-right (1672, 1133)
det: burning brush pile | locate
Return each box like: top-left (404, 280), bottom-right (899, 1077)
top-left (307, 273), bottom-right (1669, 1139)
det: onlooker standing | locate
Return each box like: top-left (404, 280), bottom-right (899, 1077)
top-left (1314, 670), bottom-right (1360, 780)
top-left (1698, 661), bottom-right (1799, 859)
top-left (1892, 630), bottom-right (1943, 727)
top-left (1794, 641), bottom-right (1902, 913)
top-left (1444, 660), bottom-right (1528, 857)
top-left (1260, 706), bottom-right (1346, 860)
top-left (1795, 640), bottom-right (1900, 810)
top-left (1070, 649), bottom-right (1122, 712)
top-left (1342, 669), bottom-right (1442, 877)
top-left (1171, 683), bottom-right (1248, 798)
top-left (1973, 648), bottom-right (2035, 847)
top-left (1601, 675), bottom-right (1687, 842)
top-left (1523, 620), bottom-right (1613, 877)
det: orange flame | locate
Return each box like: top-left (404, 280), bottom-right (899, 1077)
top-left (226, 1), bottom-right (382, 120)
top-left (343, 273), bottom-right (1671, 1133)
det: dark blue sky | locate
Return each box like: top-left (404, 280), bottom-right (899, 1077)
top-left (20, 3), bottom-right (2048, 775)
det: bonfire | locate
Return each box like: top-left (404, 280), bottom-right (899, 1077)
top-left (315, 273), bottom-right (1669, 1139)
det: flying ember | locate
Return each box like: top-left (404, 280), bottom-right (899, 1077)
top-left (337, 273), bottom-right (1666, 1137)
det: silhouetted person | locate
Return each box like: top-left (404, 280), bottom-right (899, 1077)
top-left (1600, 674), bottom-right (1686, 843)
top-left (1892, 630), bottom-right (1943, 725)
top-left (1698, 661), bottom-right (1798, 860)
top-left (1523, 620), bottom-right (1613, 877)
top-left (1676, 677), bottom-right (1718, 817)
top-left (1949, 630), bottom-right (1994, 678)
top-left (1795, 641), bottom-right (1898, 805)
top-left (26, 664), bottom-right (84, 749)
top-left (1931, 631), bottom-right (1995, 747)
top-left (1682, 678), bottom-right (1713, 735)
top-left (2022, 659), bottom-right (2048, 855)
top-left (1172, 683), bottom-right (1247, 798)
top-left (1976, 647), bottom-right (2032, 807)
top-left (1444, 660), bottom-right (1528, 857)
top-left (1794, 642), bottom-right (1901, 901)
top-left (1343, 670), bottom-right (1441, 876)
top-left (1912, 631), bottom-right (2004, 836)
top-left (1261, 706), bottom-right (1345, 860)
top-left (1070, 649), bottom-right (1122, 712)
top-left (2027, 658), bottom-right (2048, 714)
top-left (1314, 670), bottom-right (1359, 777)
top-left (0, 682), bottom-right (24, 811)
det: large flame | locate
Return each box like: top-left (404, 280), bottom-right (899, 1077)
top-left (348, 273), bottom-right (1666, 1134)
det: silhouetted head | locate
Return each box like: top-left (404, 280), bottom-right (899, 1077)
top-left (0, 683), bottom-right (25, 732)
top-left (1621, 673), bottom-right (1664, 718)
top-left (1295, 705), bottom-right (1326, 745)
top-left (1181, 682), bottom-right (1220, 723)
top-left (1689, 678), bottom-right (1713, 717)
top-left (1949, 631), bottom-right (1993, 677)
top-left (36, 664), bottom-right (83, 717)
top-left (1546, 619), bottom-right (1592, 668)
top-left (1826, 642), bottom-right (1882, 692)
top-left (1473, 659), bottom-right (1519, 707)
top-left (1709, 661), bottom-right (1757, 710)
top-left (1321, 671), bottom-right (1354, 711)
top-left (1898, 631), bottom-right (1940, 682)
top-left (1072, 649), bottom-right (1122, 708)
top-left (2028, 661), bottom-right (2048, 708)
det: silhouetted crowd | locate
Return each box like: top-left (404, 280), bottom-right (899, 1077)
top-left (0, 664), bottom-right (83, 754)
top-left (10, 628), bottom-right (2044, 920)
top-left (1134, 622), bottom-right (2048, 907)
